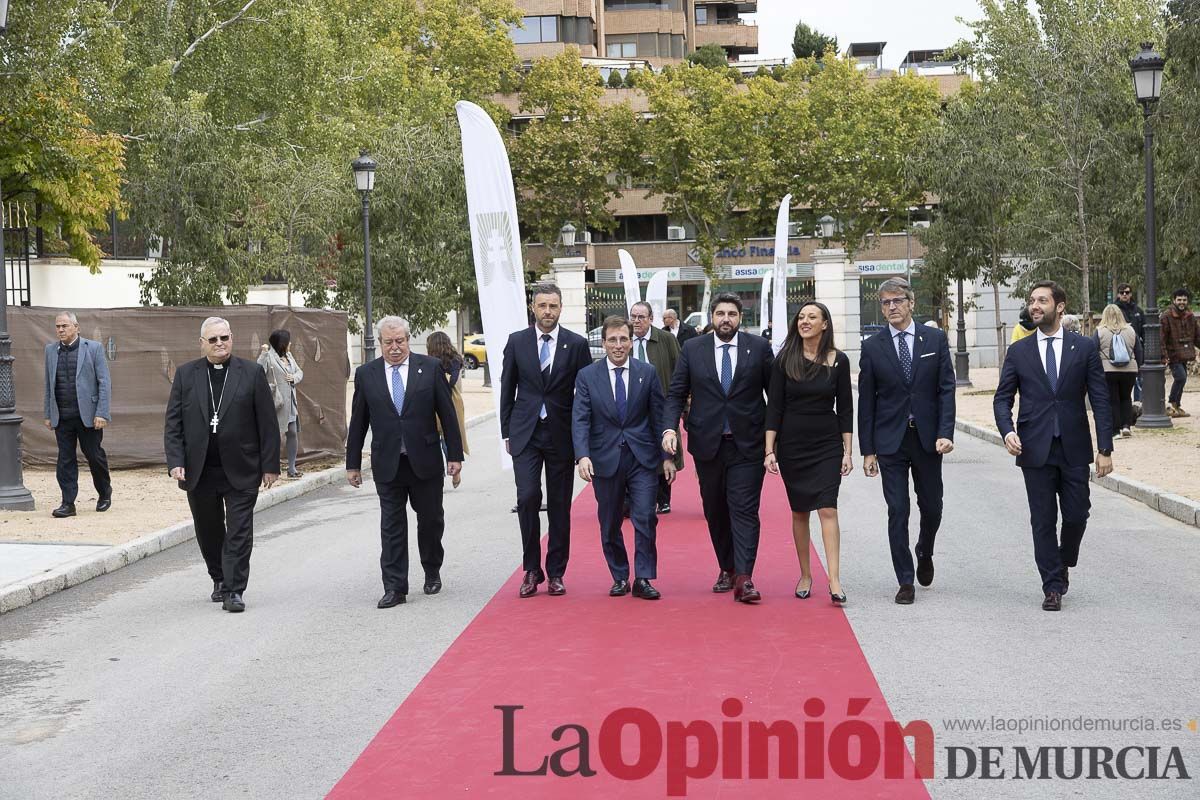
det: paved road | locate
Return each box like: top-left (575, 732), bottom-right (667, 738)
top-left (1, 420), bottom-right (1198, 798)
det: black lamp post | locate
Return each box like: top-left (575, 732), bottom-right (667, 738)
top-left (1130, 42), bottom-right (1170, 429)
top-left (351, 151), bottom-right (377, 364)
top-left (0, 2), bottom-right (34, 510)
top-left (954, 276), bottom-right (972, 387)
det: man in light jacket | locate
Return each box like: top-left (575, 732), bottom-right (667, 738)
top-left (43, 311), bottom-right (112, 518)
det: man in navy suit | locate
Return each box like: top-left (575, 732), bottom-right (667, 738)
top-left (500, 283), bottom-right (593, 598)
top-left (346, 316), bottom-right (464, 609)
top-left (994, 281), bottom-right (1113, 611)
top-left (573, 316), bottom-right (675, 599)
top-left (663, 293), bottom-right (774, 603)
top-left (859, 278), bottom-right (956, 605)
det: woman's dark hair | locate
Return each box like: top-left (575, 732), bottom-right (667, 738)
top-left (268, 329), bottom-right (290, 357)
top-left (777, 302), bottom-right (837, 382)
top-left (426, 331), bottom-right (462, 372)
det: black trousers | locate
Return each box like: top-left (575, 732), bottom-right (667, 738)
top-left (694, 437), bottom-right (765, 576)
top-left (187, 467), bottom-right (259, 593)
top-left (1169, 362), bottom-right (1188, 406)
top-left (593, 447), bottom-right (659, 581)
top-left (54, 416), bottom-right (111, 505)
top-left (1020, 438), bottom-right (1090, 594)
top-left (1105, 372), bottom-right (1136, 432)
top-left (877, 426), bottom-right (944, 586)
top-left (513, 420), bottom-right (574, 578)
top-left (376, 455), bottom-right (445, 594)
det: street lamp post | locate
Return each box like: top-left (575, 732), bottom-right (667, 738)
top-left (0, 2), bottom-right (35, 510)
top-left (351, 151), bottom-right (377, 364)
top-left (1130, 42), bottom-right (1171, 429)
top-left (955, 276), bottom-right (972, 387)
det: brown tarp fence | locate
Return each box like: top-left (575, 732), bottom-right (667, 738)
top-left (9, 306), bottom-right (350, 468)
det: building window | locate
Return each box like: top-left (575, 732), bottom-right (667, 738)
top-left (605, 0), bottom-right (682, 10)
top-left (509, 16), bottom-right (560, 44)
top-left (607, 38), bottom-right (637, 58)
top-left (696, 7), bottom-right (708, 24)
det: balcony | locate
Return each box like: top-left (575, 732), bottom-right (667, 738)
top-left (692, 18), bottom-right (758, 55)
top-left (693, 0), bottom-right (757, 9)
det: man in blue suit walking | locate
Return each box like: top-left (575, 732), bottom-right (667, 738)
top-left (859, 278), bottom-right (956, 605)
top-left (573, 316), bottom-right (675, 600)
top-left (994, 281), bottom-right (1113, 611)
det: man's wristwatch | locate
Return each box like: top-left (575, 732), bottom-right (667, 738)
top-left (1098, 449), bottom-right (1112, 457)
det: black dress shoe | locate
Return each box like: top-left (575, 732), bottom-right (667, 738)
top-left (712, 570), bottom-right (735, 593)
top-left (916, 553), bottom-right (934, 587)
top-left (377, 590), bottom-right (406, 609)
top-left (895, 584), bottom-right (915, 605)
top-left (1042, 591), bottom-right (1062, 611)
top-left (210, 581), bottom-right (225, 603)
top-left (609, 579), bottom-right (631, 596)
top-left (656, 503), bottom-right (672, 514)
top-left (52, 503), bottom-right (76, 518)
top-left (632, 578), bottom-right (661, 600)
top-left (96, 496), bottom-right (112, 513)
top-left (547, 576), bottom-right (566, 596)
top-left (423, 578), bottom-right (442, 595)
top-left (222, 592), bottom-right (246, 612)
top-left (519, 570), bottom-right (543, 598)
top-left (734, 575), bottom-right (761, 603)
top-left (287, 471), bottom-right (303, 479)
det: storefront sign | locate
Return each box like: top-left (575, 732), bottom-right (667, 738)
top-left (615, 267), bottom-right (682, 282)
top-left (856, 260), bottom-right (920, 275)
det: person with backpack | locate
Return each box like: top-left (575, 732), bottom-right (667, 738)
top-left (1094, 304), bottom-right (1139, 438)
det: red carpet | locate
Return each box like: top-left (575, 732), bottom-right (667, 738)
top-left (329, 465), bottom-right (931, 799)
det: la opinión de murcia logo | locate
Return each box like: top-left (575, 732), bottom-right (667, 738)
top-left (495, 702), bottom-right (1193, 796)
top-left (495, 698), bottom-right (935, 796)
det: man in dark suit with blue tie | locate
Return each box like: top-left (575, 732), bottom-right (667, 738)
top-left (859, 278), bottom-right (957, 605)
top-left (346, 316), bottom-right (464, 609)
top-left (500, 283), bottom-right (593, 598)
top-left (573, 316), bottom-right (675, 599)
top-left (663, 293), bottom-right (774, 603)
top-left (994, 281), bottom-right (1113, 611)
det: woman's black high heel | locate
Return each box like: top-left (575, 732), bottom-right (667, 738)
top-left (829, 586), bottom-right (847, 605)
top-left (795, 578), bottom-right (812, 599)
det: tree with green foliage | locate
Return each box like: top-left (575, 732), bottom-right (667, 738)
top-left (792, 21), bottom-right (837, 60)
top-left (607, 70), bottom-right (625, 89)
top-left (640, 65), bottom-right (774, 274)
top-left (510, 50), bottom-right (642, 252)
top-left (961, 0), bottom-right (1160, 322)
top-left (1157, 0), bottom-right (1200, 298)
top-left (687, 43), bottom-right (731, 70)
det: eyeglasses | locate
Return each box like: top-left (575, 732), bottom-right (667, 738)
top-left (205, 334), bottom-right (231, 344)
top-left (880, 298), bottom-right (909, 308)
top-left (628, 314), bottom-right (650, 321)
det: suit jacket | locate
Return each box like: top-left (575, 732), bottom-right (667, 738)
top-left (668, 323), bottom-right (698, 345)
top-left (43, 337), bottom-right (111, 427)
top-left (858, 326), bottom-right (956, 456)
top-left (665, 332), bottom-right (774, 462)
top-left (346, 354), bottom-right (464, 483)
top-left (572, 358), bottom-right (667, 478)
top-left (993, 332), bottom-right (1113, 468)
top-left (499, 326), bottom-right (592, 458)
top-left (164, 357), bottom-right (281, 492)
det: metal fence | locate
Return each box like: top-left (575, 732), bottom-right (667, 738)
top-left (3, 227), bottom-right (32, 306)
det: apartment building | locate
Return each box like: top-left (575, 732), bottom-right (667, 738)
top-left (508, 0), bottom-right (759, 67)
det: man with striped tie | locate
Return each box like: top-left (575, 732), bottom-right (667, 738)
top-left (500, 283), bottom-right (593, 598)
top-left (346, 316), bottom-right (464, 609)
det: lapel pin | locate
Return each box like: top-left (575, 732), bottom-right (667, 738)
top-left (417, 368), bottom-right (423, 374)
top-left (639, 377), bottom-right (644, 383)
top-left (919, 336), bottom-right (925, 342)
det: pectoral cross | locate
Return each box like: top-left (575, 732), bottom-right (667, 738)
top-left (210, 413), bottom-right (219, 433)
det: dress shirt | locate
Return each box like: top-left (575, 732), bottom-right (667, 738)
top-left (384, 360), bottom-right (410, 404)
top-left (633, 333), bottom-right (651, 363)
top-left (714, 331), bottom-right (739, 377)
top-left (1036, 327), bottom-right (1063, 379)
top-left (606, 358), bottom-right (630, 400)
top-left (536, 325), bottom-right (560, 372)
top-left (889, 320), bottom-right (918, 358)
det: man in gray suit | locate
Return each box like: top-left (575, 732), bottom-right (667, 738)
top-left (43, 311), bottom-right (112, 518)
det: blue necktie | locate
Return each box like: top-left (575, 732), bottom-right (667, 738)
top-left (720, 344), bottom-right (732, 434)
top-left (1045, 337), bottom-right (1060, 437)
top-left (539, 334), bottom-right (551, 420)
top-left (898, 331), bottom-right (913, 383)
top-left (391, 364), bottom-right (405, 415)
top-left (614, 366), bottom-right (626, 420)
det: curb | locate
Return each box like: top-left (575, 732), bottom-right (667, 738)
top-left (954, 418), bottom-right (1200, 530)
top-left (0, 410), bottom-right (498, 616)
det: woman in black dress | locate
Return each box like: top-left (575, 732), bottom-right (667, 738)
top-left (764, 302), bottom-right (853, 604)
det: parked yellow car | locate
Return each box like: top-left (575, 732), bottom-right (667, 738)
top-left (462, 334), bottom-right (487, 369)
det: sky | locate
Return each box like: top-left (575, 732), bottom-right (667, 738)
top-left (745, 0), bottom-right (986, 69)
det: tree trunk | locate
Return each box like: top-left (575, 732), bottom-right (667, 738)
top-left (993, 279), bottom-right (1005, 363)
top-left (1075, 171), bottom-right (1092, 332)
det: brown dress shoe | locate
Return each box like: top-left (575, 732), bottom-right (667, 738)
top-left (519, 570), bottom-right (542, 598)
top-left (895, 584), bottom-right (915, 605)
top-left (733, 574), bottom-right (761, 603)
top-left (1042, 591), bottom-right (1062, 611)
top-left (547, 577), bottom-right (566, 596)
top-left (712, 570), bottom-right (735, 593)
